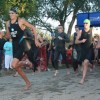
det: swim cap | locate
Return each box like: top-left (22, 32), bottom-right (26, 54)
top-left (10, 7), bottom-right (18, 14)
top-left (84, 19), bottom-right (90, 25)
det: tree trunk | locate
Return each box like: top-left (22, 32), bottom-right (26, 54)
top-left (59, 19), bottom-right (64, 25)
top-left (67, 13), bottom-right (76, 36)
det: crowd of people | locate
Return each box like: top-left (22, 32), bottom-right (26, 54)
top-left (0, 7), bottom-right (100, 90)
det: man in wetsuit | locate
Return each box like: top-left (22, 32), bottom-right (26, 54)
top-left (23, 29), bottom-right (39, 73)
top-left (53, 25), bottom-right (70, 76)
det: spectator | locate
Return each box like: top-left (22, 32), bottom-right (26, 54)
top-left (3, 38), bottom-right (13, 71)
top-left (0, 30), bottom-right (6, 75)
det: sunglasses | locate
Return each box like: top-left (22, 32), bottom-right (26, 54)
top-left (9, 12), bottom-right (15, 14)
top-left (84, 23), bottom-right (88, 24)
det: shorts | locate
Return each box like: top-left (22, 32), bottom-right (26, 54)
top-left (13, 47), bottom-right (24, 60)
top-left (81, 46), bottom-right (94, 64)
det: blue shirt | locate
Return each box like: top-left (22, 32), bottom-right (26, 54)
top-left (3, 42), bottom-right (13, 56)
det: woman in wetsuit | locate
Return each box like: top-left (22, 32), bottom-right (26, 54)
top-left (75, 19), bottom-right (94, 84)
top-left (5, 7), bottom-right (40, 90)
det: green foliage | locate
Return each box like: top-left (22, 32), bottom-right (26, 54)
top-left (36, 0), bottom-right (87, 32)
top-left (0, 0), bottom-right (100, 34)
top-left (0, 0), bottom-right (37, 21)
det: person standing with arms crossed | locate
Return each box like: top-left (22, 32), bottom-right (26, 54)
top-left (5, 7), bottom-right (40, 90)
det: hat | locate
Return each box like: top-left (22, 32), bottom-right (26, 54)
top-left (84, 19), bottom-right (90, 25)
top-left (10, 7), bottom-right (18, 14)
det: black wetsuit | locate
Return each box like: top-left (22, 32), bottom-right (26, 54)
top-left (24, 29), bottom-right (39, 72)
top-left (54, 32), bottom-right (69, 70)
top-left (8, 19), bottom-right (25, 60)
top-left (0, 38), bottom-right (6, 70)
top-left (72, 32), bottom-right (79, 71)
top-left (79, 30), bottom-right (94, 64)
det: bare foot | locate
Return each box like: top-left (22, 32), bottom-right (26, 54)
top-left (90, 68), bottom-right (93, 72)
top-left (75, 72), bottom-right (79, 76)
top-left (13, 72), bottom-right (19, 77)
top-left (29, 63), bottom-right (33, 69)
top-left (75, 70), bottom-right (79, 76)
top-left (54, 70), bottom-right (59, 76)
top-left (32, 72), bottom-right (35, 75)
top-left (24, 83), bottom-right (31, 91)
top-left (81, 67), bottom-right (83, 72)
top-left (67, 70), bottom-right (70, 75)
top-left (79, 79), bottom-right (84, 84)
top-left (90, 64), bottom-right (95, 72)
top-left (37, 67), bottom-right (41, 73)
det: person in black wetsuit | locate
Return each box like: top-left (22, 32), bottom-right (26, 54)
top-left (0, 30), bottom-right (6, 74)
top-left (23, 29), bottom-right (39, 73)
top-left (75, 19), bottom-right (94, 84)
top-left (5, 7), bottom-right (41, 90)
top-left (72, 25), bottom-right (80, 74)
top-left (53, 25), bottom-right (70, 76)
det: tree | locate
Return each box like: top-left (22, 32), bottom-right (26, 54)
top-left (0, 0), bottom-right (100, 34)
top-left (0, 0), bottom-right (37, 28)
top-left (36, 0), bottom-right (100, 35)
top-left (35, 0), bottom-right (88, 34)
top-left (67, 0), bottom-right (87, 35)
top-left (36, 0), bottom-right (74, 32)
top-left (81, 0), bottom-right (100, 12)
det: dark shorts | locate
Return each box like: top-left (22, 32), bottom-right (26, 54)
top-left (13, 39), bottom-right (30, 60)
top-left (86, 48), bottom-right (94, 64)
top-left (13, 46), bottom-right (24, 60)
top-left (81, 46), bottom-right (94, 64)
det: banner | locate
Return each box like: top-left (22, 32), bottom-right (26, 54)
top-left (77, 12), bottom-right (100, 27)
